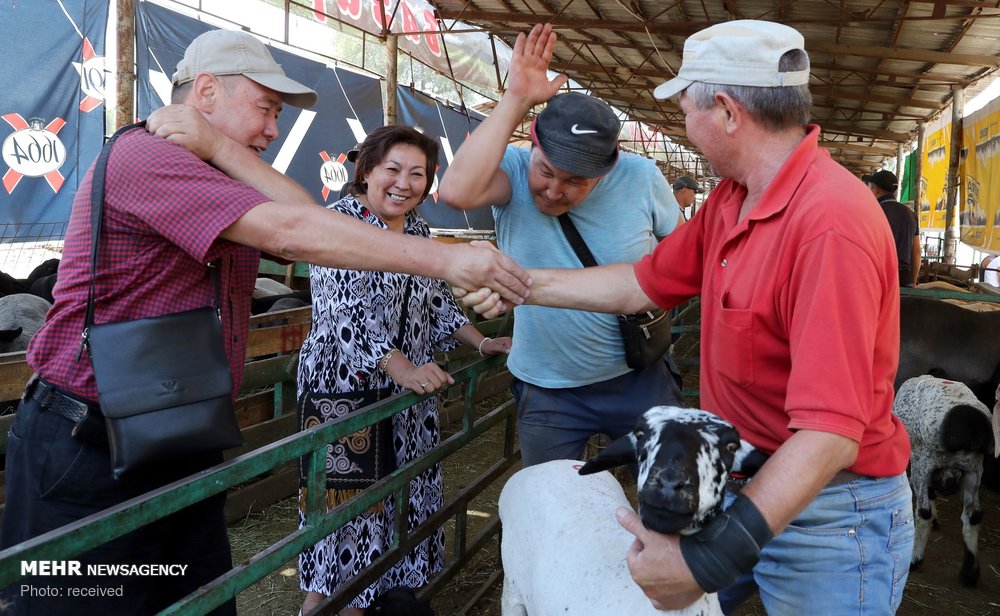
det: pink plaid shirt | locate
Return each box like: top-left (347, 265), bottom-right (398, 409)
top-left (28, 127), bottom-right (270, 401)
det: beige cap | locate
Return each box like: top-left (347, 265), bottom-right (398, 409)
top-left (654, 20), bottom-right (810, 101)
top-left (171, 30), bottom-right (318, 109)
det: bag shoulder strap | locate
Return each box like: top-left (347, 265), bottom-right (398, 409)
top-left (83, 121), bottom-right (146, 333)
top-left (557, 213), bottom-right (600, 267)
top-left (82, 121), bottom-right (220, 340)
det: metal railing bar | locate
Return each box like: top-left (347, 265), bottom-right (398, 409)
top-left (162, 386), bottom-right (514, 614)
top-left (456, 568), bottom-right (504, 616)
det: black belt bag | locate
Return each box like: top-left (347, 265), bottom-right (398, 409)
top-left (81, 123), bottom-right (243, 479)
top-left (557, 213), bottom-right (672, 371)
top-left (616, 309), bottom-right (673, 370)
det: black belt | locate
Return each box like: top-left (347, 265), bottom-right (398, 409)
top-left (25, 376), bottom-right (94, 423)
top-left (25, 376), bottom-right (109, 448)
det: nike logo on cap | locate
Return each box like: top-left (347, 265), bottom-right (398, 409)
top-left (570, 124), bottom-right (598, 135)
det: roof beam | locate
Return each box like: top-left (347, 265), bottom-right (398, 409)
top-left (809, 62), bottom-right (968, 85)
top-left (819, 141), bottom-right (900, 155)
top-left (907, 0), bottom-right (1000, 8)
top-left (811, 103), bottom-right (931, 120)
top-left (821, 122), bottom-right (912, 142)
top-left (557, 60), bottom-right (666, 79)
top-left (811, 86), bottom-right (944, 110)
top-left (807, 42), bottom-right (998, 67)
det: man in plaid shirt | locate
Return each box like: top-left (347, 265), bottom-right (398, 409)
top-left (1, 30), bottom-right (529, 616)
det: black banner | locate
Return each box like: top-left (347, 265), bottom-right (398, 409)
top-left (0, 0), bottom-right (109, 239)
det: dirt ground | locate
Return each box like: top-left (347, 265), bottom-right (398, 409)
top-left (228, 387), bottom-right (1000, 616)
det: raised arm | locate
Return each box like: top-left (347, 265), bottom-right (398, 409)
top-left (438, 23), bottom-right (568, 210)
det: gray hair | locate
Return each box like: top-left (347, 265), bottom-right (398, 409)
top-left (685, 49), bottom-right (812, 131)
top-left (170, 74), bottom-right (241, 104)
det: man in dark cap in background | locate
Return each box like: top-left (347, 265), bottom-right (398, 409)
top-left (440, 24), bottom-right (683, 468)
top-left (672, 175), bottom-right (704, 220)
top-left (864, 169), bottom-right (921, 286)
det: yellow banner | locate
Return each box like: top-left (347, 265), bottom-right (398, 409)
top-left (920, 114), bottom-right (950, 231)
top-left (961, 97), bottom-right (1000, 253)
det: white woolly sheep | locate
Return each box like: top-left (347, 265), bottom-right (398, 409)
top-left (893, 375), bottom-right (996, 587)
top-left (498, 406), bottom-right (766, 616)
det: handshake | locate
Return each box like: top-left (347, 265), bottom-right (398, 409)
top-left (453, 285), bottom-right (512, 319)
top-left (450, 240), bottom-right (532, 319)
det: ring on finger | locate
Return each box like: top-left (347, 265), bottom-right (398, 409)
top-left (420, 382), bottom-right (429, 391)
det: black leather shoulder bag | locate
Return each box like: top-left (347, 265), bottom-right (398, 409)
top-left (81, 122), bottom-right (243, 479)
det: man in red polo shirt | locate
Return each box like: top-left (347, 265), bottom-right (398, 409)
top-left (466, 20), bottom-right (913, 615)
top-left (0, 30), bottom-right (529, 616)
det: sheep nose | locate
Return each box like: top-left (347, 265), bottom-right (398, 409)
top-left (642, 473), bottom-right (694, 507)
top-left (648, 473), bottom-right (687, 492)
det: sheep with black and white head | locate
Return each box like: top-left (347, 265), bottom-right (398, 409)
top-left (498, 406), bottom-right (767, 616)
top-left (581, 406), bottom-right (767, 534)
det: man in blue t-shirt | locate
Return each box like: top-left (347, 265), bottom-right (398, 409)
top-left (439, 24), bottom-right (682, 466)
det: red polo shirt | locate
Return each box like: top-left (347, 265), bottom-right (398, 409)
top-left (28, 127), bottom-right (269, 401)
top-left (635, 125), bottom-right (910, 477)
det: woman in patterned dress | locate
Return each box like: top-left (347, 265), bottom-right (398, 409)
top-left (297, 125), bottom-right (511, 615)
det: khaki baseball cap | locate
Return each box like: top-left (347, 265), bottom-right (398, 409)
top-left (171, 30), bottom-right (318, 109)
top-left (654, 20), bottom-right (810, 101)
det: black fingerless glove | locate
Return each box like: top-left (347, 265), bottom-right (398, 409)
top-left (679, 494), bottom-right (774, 593)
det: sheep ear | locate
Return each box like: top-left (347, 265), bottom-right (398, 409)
top-left (732, 440), bottom-right (768, 476)
top-left (578, 436), bottom-right (636, 475)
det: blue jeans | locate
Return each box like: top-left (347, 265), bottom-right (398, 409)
top-left (0, 389), bottom-right (235, 616)
top-left (511, 358), bottom-right (683, 467)
top-left (720, 473), bottom-right (914, 616)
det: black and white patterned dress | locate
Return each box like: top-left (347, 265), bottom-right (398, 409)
top-left (296, 196), bottom-right (469, 605)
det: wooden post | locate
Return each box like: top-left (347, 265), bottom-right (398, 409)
top-left (115, 0), bottom-right (135, 129)
top-left (943, 86), bottom-right (964, 264)
top-left (385, 34), bottom-right (398, 126)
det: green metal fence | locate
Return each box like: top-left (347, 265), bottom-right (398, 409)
top-left (0, 354), bottom-right (516, 615)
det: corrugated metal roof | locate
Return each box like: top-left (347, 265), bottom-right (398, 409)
top-left (427, 0), bottom-right (1000, 174)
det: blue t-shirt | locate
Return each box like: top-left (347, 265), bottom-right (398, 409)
top-left (495, 146), bottom-right (679, 388)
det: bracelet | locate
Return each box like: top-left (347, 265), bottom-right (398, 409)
top-left (678, 494), bottom-right (773, 593)
top-left (379, 349), bottom-right (397, 371)
top-left (478, 337), bottom-right (492, 357)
